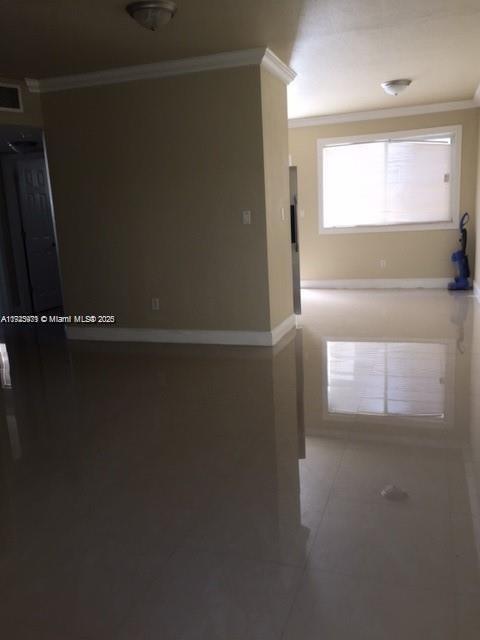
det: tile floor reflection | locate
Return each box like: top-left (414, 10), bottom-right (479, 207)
top-left (326, 340), bottom-right (449, 419)
top-left (0, 290), bottom-right (479, 639)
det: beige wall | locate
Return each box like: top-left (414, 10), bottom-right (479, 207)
top-left (41, 66), bottom-right (293, 333)
top-left (0, 78), bottom-right (43, 127)
top-left (289, 109), bottom-right (479, 281)
top-left (260, 69), bottom-right (294, 327)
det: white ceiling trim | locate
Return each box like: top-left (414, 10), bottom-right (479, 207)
top-left (25, 47), bottom-right (296, 94)
top-left (473, 84), bottom-right (480, 106)
top-left (288, 98), bottom-right (478, 128)
top-left (261, 49), bottom-right (296, 85)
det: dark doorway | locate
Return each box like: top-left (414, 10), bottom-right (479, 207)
top-left (0, 126), bottom-right (63, 315)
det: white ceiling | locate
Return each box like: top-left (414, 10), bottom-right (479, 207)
top-left (288, 0), bottom-right (480, 119)
top-left (1, 1), bottom-right (480, 119)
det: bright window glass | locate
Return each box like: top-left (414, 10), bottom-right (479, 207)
top-left (320, 129), bottom-right (458, 230)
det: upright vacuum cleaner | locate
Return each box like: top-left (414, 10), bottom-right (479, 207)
top-left (448, 212), bottom-right (472, 291)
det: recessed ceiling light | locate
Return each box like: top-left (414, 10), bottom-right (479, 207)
top-left (381, 79), bottom-right (412, 96)
top-left (126, 1), bottom-right (177, 31)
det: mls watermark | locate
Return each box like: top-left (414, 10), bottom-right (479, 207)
top-left (0, 315), bottom-right (117, 324)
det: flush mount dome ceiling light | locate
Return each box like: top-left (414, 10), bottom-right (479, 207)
top-left (126, 1), bottom-right (177, 31)
top-left (381, 79), bottom-right (412, 96)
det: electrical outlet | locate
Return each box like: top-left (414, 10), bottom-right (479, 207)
top-left (151, 297), bottom-right (160, 311)
top-left (242, 210), bottom-right (252, 225)
top-left (380, 259), bottom-right (387, 269)
top-left (300, 209), bottom-right (305, 218)
top-left (281, 207), bottom-right (285, 221)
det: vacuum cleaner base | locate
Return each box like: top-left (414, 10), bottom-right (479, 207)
top-left (448, 245), bottom-right (471, 290)
top-left (448, 214), bottom-right (472, 291)
top-left (448, 280), bottom-right (472, 291)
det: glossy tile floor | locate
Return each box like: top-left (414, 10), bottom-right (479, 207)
top-left (0, 290), bottom-right (479, 639)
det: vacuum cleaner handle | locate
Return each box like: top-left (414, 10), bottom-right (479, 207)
top-left (460, 212), bottom-right (469, 231)
top-left (459, 212), bottom-right (469, 252)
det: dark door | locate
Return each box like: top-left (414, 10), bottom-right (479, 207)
top-left (17, 156), bottom-right (62, 312)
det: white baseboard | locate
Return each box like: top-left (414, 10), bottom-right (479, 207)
top-left (270, 314), bottom-right (297, 344)
top-left (66, 315), bottom-right (296, 347)
top-left (301, 278), bottom-right (451, 290)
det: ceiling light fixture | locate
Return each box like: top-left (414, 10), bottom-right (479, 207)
top-left (381, 79), bottom-right (412, 96)
top-left (126, 1), bottom-right (177, 31)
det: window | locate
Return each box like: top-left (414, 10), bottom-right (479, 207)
top-left (326, 340), bottom-right (448, 421)
top-left (318, 126), bottom-right (461, 233)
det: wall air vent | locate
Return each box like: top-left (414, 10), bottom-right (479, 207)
top-left (0, 83), bottom-right (22, 112)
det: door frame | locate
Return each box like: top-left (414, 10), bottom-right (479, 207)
top-left (16, 150), bottom-right (64, 313)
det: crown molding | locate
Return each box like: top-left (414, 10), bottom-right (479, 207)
top-left (25, 47), bottom-right (295, 94)
top-left (24, 78), bottom-right (41, 92)
top-left (288, 99), bottom-right (478, 128)
top-left (473, 84), bottom-right (480, 106)
top-left (261, 48), bottom-right (296, 85)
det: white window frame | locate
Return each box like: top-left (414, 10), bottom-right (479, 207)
top-left (317, 125), bottom-right (462, 235)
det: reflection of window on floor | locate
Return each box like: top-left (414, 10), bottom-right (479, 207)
top-left (0, 344), bottom-right (12, 389)
top-left (326, 341), bottom-right (447, 419)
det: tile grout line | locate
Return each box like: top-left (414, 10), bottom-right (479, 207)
top-left (105, 466), bottom-right (239, 639)
top-left (279, 442), bottom-right (349, 640)
top-left (446, 449), bottom-right (462, 638)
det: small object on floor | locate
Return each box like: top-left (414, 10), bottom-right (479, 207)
top-left (380, 484), bottom-right (408, 501)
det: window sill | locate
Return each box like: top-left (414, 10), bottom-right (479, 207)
top-left (319, 221), bottom-right (458, 235)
